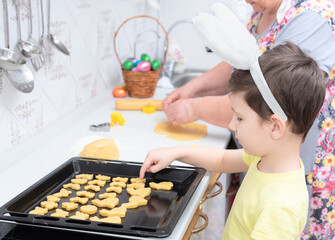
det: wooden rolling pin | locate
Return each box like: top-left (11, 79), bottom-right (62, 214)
top-left (116, 99), bottom-right (163, 110)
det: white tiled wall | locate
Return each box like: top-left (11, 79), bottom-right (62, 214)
top-left (0, 0), bottom-right (159, 157)
top-left (0, 0), bottom-right (250, 163)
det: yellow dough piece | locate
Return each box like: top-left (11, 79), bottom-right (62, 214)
top-left (109, 182), bottom-right (126, 188)
top-left (106, 186), bottom-right (122, 194)
top-left (77, 191), bottom-right (95, 199)
top-left (62, 202), bottom-right (79, 211)
top-left (63, 183), bottom-right (81, 191)
top-left (130, 178), bottom-right (146, 183)
top-left (122, 195), bottom-right (148, 209)
top-left (51, 209), bottom-right (69, 218)
top-left (76, 174), bottom-right (94, 180)
top-left (90, 216), bottom-right (121, 224)
top-left (79, 138), bottom-right (120, 160)
top-left (70, 197), bottom-right (89, 204)
top-left (41, 201), bottom-right (58, 210)
top-left (84, 185), bottom-right (100, 192)
top-left (29, 207), bottom-right (48, 215)
top-left (91, 198), bottom-right (119, 209)
top-left (80, 205), bottom-right (98, 214)
top-left (100, 206), bottom-right (127, 217)
top-left (70, 211), bottom-right (89, 220)
top-left (96, 174), bottom-right (111, 181)
top-left (112, 177), bottom-right (128, 183)
top-left (149, 181), bottom-right (174, 190)
top-left (46, 195), bottom-right (60, 203)
top-left (88, 180), bottom-right (106, 187)
top-left (154, 122), bottom-right (207, 141)
top-left (127, 183), bottom-right (145, 189)
top-left (99, 192), bottom-right (117, 199)
top-left (127, 187), bottom-right (151, 198)
top-left (53, 188), bottom-right (72, 198)
top-left (71, 178), bottom-right (88, 185)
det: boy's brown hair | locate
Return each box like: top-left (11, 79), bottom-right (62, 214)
top-left (228, 41), bottom-right (325, 140)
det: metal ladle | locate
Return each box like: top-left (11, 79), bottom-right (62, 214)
top-left (15, 0), bottom-right (42, 58)
top-left (0, 0), bottom-right (26, 71)
top-left (2, 0), bottom-right (34, 93)
top-left (47, 0), bottom-right (69, 55)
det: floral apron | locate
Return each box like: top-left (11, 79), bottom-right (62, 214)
top-left (247, 0), bottom-right (335, 239)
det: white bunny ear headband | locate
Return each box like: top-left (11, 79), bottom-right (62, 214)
top-left (193, 2), bottom-right (288, 121)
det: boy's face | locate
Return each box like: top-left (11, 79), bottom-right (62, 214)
top-left (228, 92), bottom-right (272, 157)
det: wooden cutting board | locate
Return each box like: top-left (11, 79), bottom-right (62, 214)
top-left (115, 99), bottom-right (163, 110)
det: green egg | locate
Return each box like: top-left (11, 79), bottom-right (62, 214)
top-left (122, 60), bottom-right (134, 71)
top-left (140, 53), bottom-right (151, 62)
top-left (151, 59), bottom-right (161, 70)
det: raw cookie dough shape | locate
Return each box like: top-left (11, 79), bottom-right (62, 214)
top-left (122, 195), bottom-right (148, 209)
top-left (41, 201), bottom-right (58, 210)
top-left (51, 209), bottom-right (69, 218)
top-left (106, 186), bottom-right (122, 194)
top-left (62, 202), bottom-right (79, 211)
top-left (29, 207), bottom-right (48, 215)
top-left (88, 180), bottom-right (106, 187)
top-left (96, 174), bottom-right (111, 181)
top-left (149, 181), bottom-right (174, 190)
top-left (100, 206), bottom-right (127, 217)
top-left (70, 197), bottom-right (89, 204)
top-left (154, 122), bottom-right (207, 141)
top-left (53, 188), bottom-right (72, 198)
top-left (77, 191), bottom-right (95, 199)
top-left (99, 192), bottom-right (117, 199)
top-left (127, 187), bottom-right (151, 198)
top-left (112, 177), bottom-right (128, 183)
top-left (63, 183), bottom-right (81, 190)
top-left (92, 198), bottom-right (119, 209)
top-left (70, 211), bottom-right (90, 220)
top-left (127, 183), bottom-right (145, 188)
top-left (79, 138), bottom-right (120, 160)
top-left (80, 205), bottom-right (98, 214)
top-left (90, 216), bottom-right (121, 224)
top-left (71, 178), bottom-right (88, 185)
top-left (84, 185), bottom-right (100, 192)
top-left (109, 182), bottom-right (126, 188)
top-left (76, 174), bottom-right (93, 180)
top-left (130, 178), bottom-right (146, 183)
top-left (46, 195), bottom-right (60, 203)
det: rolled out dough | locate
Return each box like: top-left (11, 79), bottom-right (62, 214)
top-left (154, 122), bottom-right (207, 141)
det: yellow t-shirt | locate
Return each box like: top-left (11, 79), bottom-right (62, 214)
top-left (222, 151), bottom-right (309, 240)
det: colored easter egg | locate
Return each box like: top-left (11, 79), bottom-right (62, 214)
top-left (126, 57), bottom-right (138, 64)
top-left (140, 53), bottom-right (151, 62)
top-left (131, 67), bottom-right (139, 72)
top-left (134, 60), bottom-right (142, 67)
top-left (122, 60), bottom-right (133, 71)
top-left (137, 61), bottom-right (151, 72)
top-left (151, 59), bottom-right (161, 70)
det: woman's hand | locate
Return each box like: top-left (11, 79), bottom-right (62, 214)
top-left (164, 98), bottom-right (199, 126)
top-left (139, 147), bottom-right (180, 179)
top-left (162, 84), bottom-right (195, 112)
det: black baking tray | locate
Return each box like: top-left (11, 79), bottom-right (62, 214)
top-left (0, 157), bottom-right (206, 238)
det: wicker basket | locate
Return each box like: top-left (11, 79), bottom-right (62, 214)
top-left (113, 15), bottom-right (169, 98)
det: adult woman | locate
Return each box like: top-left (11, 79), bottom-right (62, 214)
top-left (162, 0), bottom-right (335, 239)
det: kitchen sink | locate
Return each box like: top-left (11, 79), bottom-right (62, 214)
top-left (171, 69), bottom-right (206, 88)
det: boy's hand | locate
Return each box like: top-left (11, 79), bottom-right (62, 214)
top-left (139, 148), bottom-right (177, 179)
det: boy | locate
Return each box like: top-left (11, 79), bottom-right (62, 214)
top-left (139, 42), bottom-right (326, 239)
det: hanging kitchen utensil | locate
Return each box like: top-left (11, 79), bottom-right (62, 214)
top-left (47, 0), bottom-right (69, 55)
top-left (0, 0), bottom-right (26, 71)
top-left (15, 0), bottom-right (42, 59)
top-left (2, 0), bottom-right (34, 93)
top-left (38, 0), bottom-right (49, 62)
top-left (28, 0), bottom-right (45, 71)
